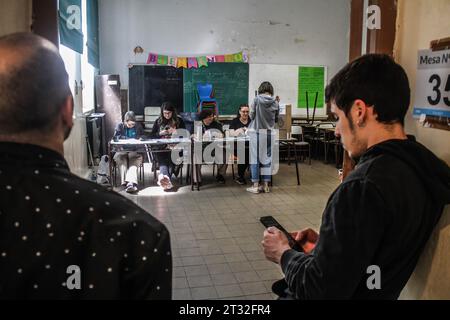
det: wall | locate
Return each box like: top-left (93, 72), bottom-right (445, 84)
top-left (395, 0), bottom-right (450, 300)
top-left (60, 45), bottom-right (90, 179)
top-left (400, 205), bottom-right (450, 300)
top-left (0, 0), bottom-right (31, 36)
top-left (394, 0), bottom-right (450, 164)
top-left (99, 0), bottom-right (350, 100)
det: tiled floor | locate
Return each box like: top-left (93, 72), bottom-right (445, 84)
top-left (120, 160), bottom-right (339, 300)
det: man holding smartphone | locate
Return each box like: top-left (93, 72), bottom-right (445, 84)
top-left (262, 54), bottom-right (450, 299)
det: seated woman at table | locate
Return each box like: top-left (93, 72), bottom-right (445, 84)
top-left (113, 111), bottom-right (145, 193)
top-left (229, 104), bottom-right (251, 185)
top-left (193, 109), bottom-right (227, 185)
top-left (151, 101), bottom-right (186, 190)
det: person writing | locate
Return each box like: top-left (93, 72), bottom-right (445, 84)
top-left (192, 109), bottom-right (227, 186)
top-left (113, 111), bottom-right (145, 193)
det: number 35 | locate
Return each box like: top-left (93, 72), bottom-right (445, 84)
top-left (428, 74), bottom-right (450, 107)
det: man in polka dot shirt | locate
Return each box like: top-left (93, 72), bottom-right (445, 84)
top-left (0, 33), bottom-right (172, 299)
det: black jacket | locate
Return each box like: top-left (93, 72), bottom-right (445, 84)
top-left (150, 116), bottom-right (186, 139)
top-left (203, 120), bottom-right (224, 134)
top-left (281, 138), bottom-right (450, 299)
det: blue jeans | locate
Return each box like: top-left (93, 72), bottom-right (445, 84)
top-left (249, 130), bottom-right (273, 183)
top-left (157, 152), bottom-right (173, 177)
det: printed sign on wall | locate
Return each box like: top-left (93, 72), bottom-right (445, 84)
top-left (414, 49), bottom-right (450, 118)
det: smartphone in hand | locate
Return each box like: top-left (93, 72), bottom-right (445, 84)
top-left (260, 216), bottom-right (302, 251)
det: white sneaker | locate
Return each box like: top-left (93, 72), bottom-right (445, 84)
top-left (158, 174), bottom-right (172, 190)
top-left (246, 186), bottom-right (260, 194)
top-left (164, 180), bottom-right (173, 191)
top-left (125, 183), bottom-right (138, 194)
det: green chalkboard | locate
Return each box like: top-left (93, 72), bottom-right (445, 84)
top-left (183, 63), bottom-right (249, 115)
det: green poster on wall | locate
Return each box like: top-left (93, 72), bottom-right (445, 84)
top-left (59, 0), bottom-right (83, 54)
top-left (298, 66), bottom-right (325, 109)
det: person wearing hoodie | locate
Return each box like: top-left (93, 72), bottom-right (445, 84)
top-left (262, 54), bottom-right (450, 299)
top-left (247, 82), bottom-right (280, 194)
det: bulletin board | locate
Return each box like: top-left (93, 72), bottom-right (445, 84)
top-left (248, 64), bottom-right (327, 117)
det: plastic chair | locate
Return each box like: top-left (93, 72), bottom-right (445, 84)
top-left (197, 83), bottom-right (218, 115)
top-left (291, 126), bottom-right (311, 165)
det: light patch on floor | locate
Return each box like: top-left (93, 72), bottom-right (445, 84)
top-left (118, 161), bottom-right (340, 300)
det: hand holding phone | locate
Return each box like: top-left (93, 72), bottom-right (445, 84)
top-left (291, 228), bottom-right (318, 254)
top-left (260, 216), bottom-right (302, 251)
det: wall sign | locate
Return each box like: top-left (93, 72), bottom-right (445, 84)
top-left (298, 66), bottom-right (326, 109)
top-left (413, 49), bottom-right (450, 118)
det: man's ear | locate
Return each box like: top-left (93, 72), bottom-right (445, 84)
top-left (353, 99), bottom-right (369, 125)
top-left (61, 95), bottom-right (74, 128)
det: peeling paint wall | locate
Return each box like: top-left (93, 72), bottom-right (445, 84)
top-left (99, 0), bottom-right (350, 89)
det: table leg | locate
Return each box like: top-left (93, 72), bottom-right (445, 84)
top-left (191, 143), bottom-right (194, 191)
top-left (287, 143), bottom-right (291, 166)
top-left (108, 142), bottom-right (113, 187)
top-left (293, 142), bottom-right (300, 185)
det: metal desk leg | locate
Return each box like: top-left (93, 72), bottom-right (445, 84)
top-left (108, 142), bottom-right (113, 187)
top-left (144, 144), bottom-right (153, 185)
top-left (293, 142), bottom-right (300, 185)
top-left (195, 142), bottom-right (201, 191)
top-left (191, 142), bottom-right (194, 191)
top-left (287, 143), bottom-right (291, 166)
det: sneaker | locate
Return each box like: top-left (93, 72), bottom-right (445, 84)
top-left (164, 180), bottom-right (174, 191)
top-left (263, 185), bottom-right (271, 193)
top-left (235, 177), bottom-right (246, 185)
top-left (158, 174), bottom-right (174, 190)
top-left (216, 174), bottom-right (226, 184)
top-left (246, 186), bottom-right (260, 194)
top-left (125, 183), bottom-right (138, 194)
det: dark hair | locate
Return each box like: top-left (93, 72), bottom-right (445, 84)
top-left (0, 33), bottom-right (71, 134)
top-left (325, 54), bottom-right (410, 125)
top-left (161, 101), bottom-right (176, 114)
top-left (124, 111), bottom-right (136, 122)
top-left (236, 104), bottom-right (249, 117)
top-left (158, 101), bottom-right (180, 127)
top-left (199, 109), bottom-right (215, 121)
top-left (258, 82), bottom-right (274, 95)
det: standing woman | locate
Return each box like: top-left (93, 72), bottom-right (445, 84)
top-left (247, 82), bottom-right (280, 194)
top-left (151, 102), bottom-right (186, 190)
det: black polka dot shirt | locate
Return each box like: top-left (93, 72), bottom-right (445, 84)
top-left (0, 142), bottom-right (172, 299)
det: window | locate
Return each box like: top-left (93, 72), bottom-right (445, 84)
top-left (59, 0), bottom-right (96, 114)
top-left (81, 0), bottom-right (95, 113)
